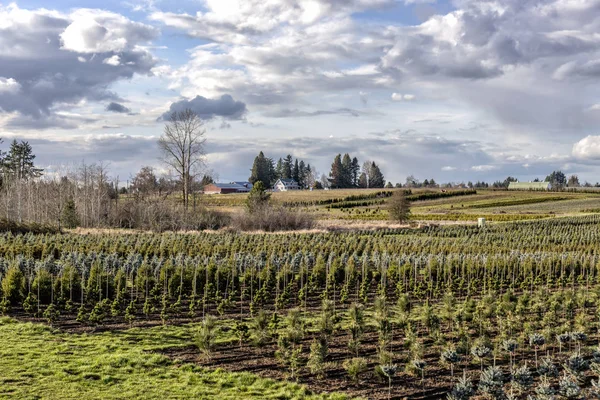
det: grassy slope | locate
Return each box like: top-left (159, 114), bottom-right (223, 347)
top-left (0, 318), bottom-right (348, 400)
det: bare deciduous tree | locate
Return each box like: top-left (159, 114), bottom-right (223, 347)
top-left (158, 109), bottom-right (206, 210)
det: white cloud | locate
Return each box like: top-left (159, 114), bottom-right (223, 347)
top-left (0, 77), bottom-right (20, 93)
top-left (471, 165), bottom-right (497, 172)
top-left (60, 9), bottom-right (157, 54)
top-left (103, 55), bottom-right (121, 66)
top-left (391, 93), bottom-right (415, 101)
top-left (588, 104), bottom-right (600, 111)
top-left (441, 166), bottom-right (456, 171)
top-left (572, 135), bottom-right (600, 160)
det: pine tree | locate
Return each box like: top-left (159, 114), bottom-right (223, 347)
top-left (249, 152), bottom-right (275, 187)
top-left (276, 158), bottom-right (284, 179)
top-left (328, 154), bottom-right (344, 188)
top-left (298, 160), bottom-right (306, 188)
top-left (61, 197), bottom-right (80, 229)
top-left (369, 162), bottom-right (385, 188)
top-left (341, 153), bottom-right (352, 188)
top-left (293, 159), bottom-right (300, 184)
top-left (3, 140), bottom-right (43, 180)
top-left (1, 264), bottom-right (24, 305)
top-left (282, 155), bottom-right (293, 179)
top-left (351, 157), bottom-right (360, 187)
top-left (246, 181), bottom-right (271, 213)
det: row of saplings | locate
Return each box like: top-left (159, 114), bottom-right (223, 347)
top-left (194, 298), bottom-right (600, 400)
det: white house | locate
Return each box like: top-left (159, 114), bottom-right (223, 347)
top-left (273, 178), bottom-right (300, 192)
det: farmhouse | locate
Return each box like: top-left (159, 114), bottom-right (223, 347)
top-left (204, 182), bottom-right (253, 194)
top-left (273, 178), bottom-right (300, 192)
top-left (508, 181), bottom-right (551, 191)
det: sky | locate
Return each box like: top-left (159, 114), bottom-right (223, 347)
top-left (2, 0), bottom-right (600, 185)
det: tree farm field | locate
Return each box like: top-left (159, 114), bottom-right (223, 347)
top-left (5, 190), bottom-right (600, 398)
top-left (203, 188), bottom-right (600, 225)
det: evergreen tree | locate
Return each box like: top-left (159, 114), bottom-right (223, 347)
top-left (545, 170), bottom-right (566, 188)
top-left (3, 140), bottom-right (43, 180)
top-left (276, 158), bottom-right (284, 179)
top-left (61, 197), bottom-right (80, 229)
top-left (298, 160), bottom-right (306, 188)
top-left (246, 181), bottom-right (271, 213)
top-left (249, 152), bottom-right (275, 187)
top-left (282, 155), bottom-right (293, 179)
top-left (293, 159), bottom-right (300, 184)
top-left (1, 265), bottom-right (24, 305)
top-left (341, 153), bottom-right (353, 188)
top-left (351, 157), bottom-right (360, 187)
top-left (329, 154), bottom-right (344, 188)
top-left (369, 162), bottom-right (385, 188)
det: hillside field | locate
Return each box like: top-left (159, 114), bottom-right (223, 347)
top-left (203, 188), bottom-right (600, 225)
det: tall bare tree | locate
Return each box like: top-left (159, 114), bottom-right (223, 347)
top-left (158, 109), bottom-right (206, 210)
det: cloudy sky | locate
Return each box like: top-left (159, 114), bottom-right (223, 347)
top-left (2, 0), bottom-right (600, 184)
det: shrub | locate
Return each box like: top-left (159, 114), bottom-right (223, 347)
top-left (88, 299), bottom-right (109, 326)
top-left (1, 265), bottom-right (24, 305)
top-left (343, 357), bottom-right (367, 384)
top-left (478, 366), bottom-right (504, 398)
top-left (195, 315), bottom-right (218, 359)
top-left (388, 191), bottom-right (411, 223)
top-left (231, 205), bottom-right (315, 232)
top-left (251, 310), bottom-right (270, 346)
top-left (43, 303), bottom-right (60, 326)
top-left (307, 339), bottom-right (327, 378)
top-left (124, 301), bottom-right (136, 327)
top-left (559, 372), bottom-right (582, 399)
top-left (347, 303), bottom-right (365, 357)
top-left (441, 348), bottom-right (460, 376)
top-left (233, 321), bottom-right (250, 345)
top-left (448, 374), bottom-right (475, 400)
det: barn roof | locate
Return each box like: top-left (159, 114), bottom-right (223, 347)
top-left (231, 181), bottom-right (253, 187)
top-left (212, 183), bottom-right (246, 189)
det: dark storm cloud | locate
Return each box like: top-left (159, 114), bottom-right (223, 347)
top-left (159, 95), bottom-right (248, 121)
top-left (106, 102), bottom-right (132, 114)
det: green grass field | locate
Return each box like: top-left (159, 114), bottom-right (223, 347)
top-left (0, 317), bottom-right (347, 400)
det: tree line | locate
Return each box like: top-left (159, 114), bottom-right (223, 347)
top-left (328, 154), bottom-right (385, 189)
top-left (248, 152), bottom-right (317, 189)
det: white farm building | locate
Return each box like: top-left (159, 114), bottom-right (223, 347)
top-left (273, 178), bottom-right (300, 192)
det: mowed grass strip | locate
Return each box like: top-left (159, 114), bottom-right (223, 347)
top-left (0, 318), bottom-right (349, 400)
